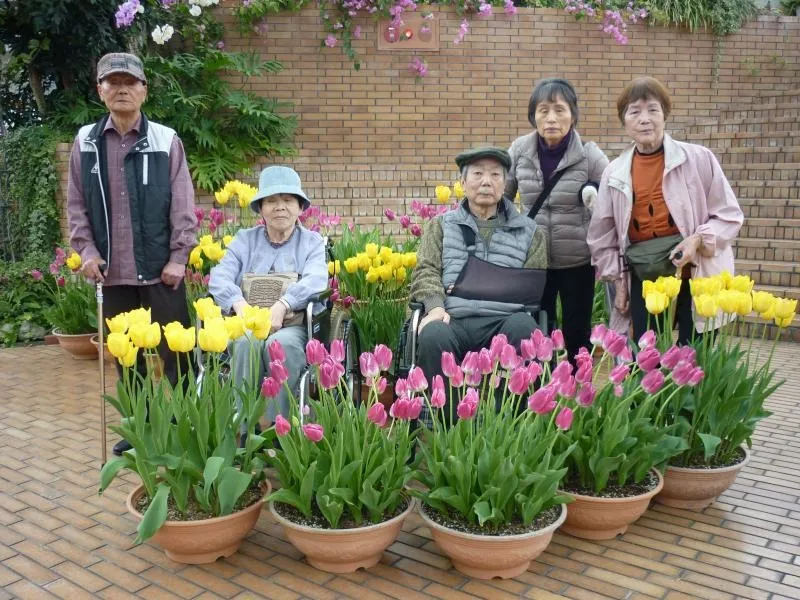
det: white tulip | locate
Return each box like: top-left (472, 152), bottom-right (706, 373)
top-left (189, 5), bottom-right (202, 16)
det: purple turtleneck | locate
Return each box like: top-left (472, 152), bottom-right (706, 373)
top-left (538, 128), bottom-right (573, 184)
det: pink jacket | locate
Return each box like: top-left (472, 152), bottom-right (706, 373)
top-left (587, 134), bottom-right (744, 333)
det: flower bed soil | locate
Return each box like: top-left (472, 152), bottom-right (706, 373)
top-left (273, 497), bottom-right (410, 530)
top-left (424, 504), bottom-right (562, 536)
top-left (562, 470), bottom-right (660, 499)
top-left (670, 446), bottom-right (747, 469)
top-left (135, 480), bottom-right (265, 521)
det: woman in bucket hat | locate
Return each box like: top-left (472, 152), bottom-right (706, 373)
top-left (209, 166), bottom-right (327, 423)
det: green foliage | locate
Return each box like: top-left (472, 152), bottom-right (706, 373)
top-left (0, 252), bottom-right (54, 346)
top-left (780, 0), bottom-right (800, 15)
top-left (0, 126), bottom-right (61, 260)
top-left (42, 274), bottom-right (97, 335)
top-left (99, 351), bottom-right (269, 543)
top-left (648, 0), bottom-right (759, 36)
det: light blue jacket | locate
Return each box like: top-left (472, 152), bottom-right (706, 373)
top-left (209, 225), bottom-right (327, 313)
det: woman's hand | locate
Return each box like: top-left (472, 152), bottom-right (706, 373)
top-left (233, 300), bottom-right (250, 316)
top-left (269, 300), bottom-right (287, 333)
top-left (670, 234), bottom-right (702, 269)
top-left (614, 277), bottom-right (629, 316)
top-left (418, 306), bottom-right (450, 333)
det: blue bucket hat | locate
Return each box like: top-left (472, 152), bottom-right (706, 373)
top-left (249, 166), bottom-right (311, 214)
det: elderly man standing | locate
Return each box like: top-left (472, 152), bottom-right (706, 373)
top-left (411, 147), bottom-right (548, 419)
top-left (67, 53), bottom-right (197, 456)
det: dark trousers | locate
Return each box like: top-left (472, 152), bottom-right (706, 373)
top-left (630, 272), bottom-right (695, 346)
top-left (417, 312), bottom-right (539, 425)
top-left (540, 264), bottom-right (595, 362)
top-left (104, 281), bottom-right (192, 388)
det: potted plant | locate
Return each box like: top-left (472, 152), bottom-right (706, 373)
top-left (411, 332), bottom-right (576, 579)
top-left (265, 339), bottom-right (417, 573)
top-left (98, 301), bottom-right (274, 564)
top-left (553, 324), bottom-right (701, 540)
top-left (642, 274), bottom-right (794, 509)
top-left (40, 247), bottom-right (98, 359)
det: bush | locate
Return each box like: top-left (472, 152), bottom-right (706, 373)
top-left (0, 252), bottom-right (55, 346)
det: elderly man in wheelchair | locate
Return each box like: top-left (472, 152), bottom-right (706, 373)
top-left (410, 147), bottom-right (548, 422)
top-left (208, 166), bottom-right (327, 426)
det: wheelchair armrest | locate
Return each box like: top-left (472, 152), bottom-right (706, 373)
top-left (409, 300), bottom-right (424, 312)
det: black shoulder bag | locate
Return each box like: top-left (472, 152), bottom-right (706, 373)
top-left (527, 169), bottom-right (567, 220)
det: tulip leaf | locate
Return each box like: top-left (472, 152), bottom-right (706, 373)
top-left (98, 456), bottom-right (132, 493)
top-left (136, 483), bottom-right (170, 543)
top-left (218, 466), bottom-right (252, 516)
top-left (317, 493), bottom-right (343, 529)
top-left (299, 461), bottom-right (317, 516)
top-left (698, 433), bottom-right (722, 460)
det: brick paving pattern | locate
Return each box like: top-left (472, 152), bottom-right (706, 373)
top-left (1, 341), bottom-right (798, 599)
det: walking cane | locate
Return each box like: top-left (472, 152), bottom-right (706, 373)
top-left (96, 280), bottom-right (108, 466)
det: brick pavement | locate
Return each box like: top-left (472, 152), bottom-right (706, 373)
top-left (0, 341), bottom-right (798, 599)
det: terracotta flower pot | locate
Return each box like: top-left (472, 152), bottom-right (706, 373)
top-left (53, 329), bottom-right (98, 360)
top-left (126, 481), bottom-right (270, 564)
top-left (269, 497), bottom-right (415, 573)
top-left (655, 448), bottom-right (750, 510)
top-left (560, 470), bottom-right (663, 540)
top-left (419, 504), bottom-right (567, 580)
top-left (90, 335), bottom-right (117, 364)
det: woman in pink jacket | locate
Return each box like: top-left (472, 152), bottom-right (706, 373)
top-left (587, 77), bottom-right (744, 344)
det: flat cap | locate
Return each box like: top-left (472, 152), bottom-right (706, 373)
top-left (454, 147), bottom-right (511, 171)
top-left (97, 53), bottom-right (146, 83)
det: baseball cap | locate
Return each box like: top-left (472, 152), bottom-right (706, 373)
top-left (97, 53), bottom-right (147, 83)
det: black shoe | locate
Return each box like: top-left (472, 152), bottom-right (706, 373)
top-left (112, 439), bottom-right (132, 456)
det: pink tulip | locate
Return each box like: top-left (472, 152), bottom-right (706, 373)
top-left (477, 349), bottom-right (493, 374)
top-left (329, 339), bottom-right (345, 362)
top-left (302, 423), bottom-right (324, 442)
top-left (449, 368), bottom-right (465, 387)
top-left (319, 358), bottom-right (343, 390)
top-left (270, 360), bottom-right (289, 385)
top-left (602, 330), bottom-right (627, 357)
top-left (528, 386), bottom-right (557, 414)
top-left (508, 367), bottom-right (530, 395)
top-left (375, 376), bottom-right (388, 394)
top-left (641, 369), bottom-right (665, 394)
top-left (575, 347), bottom-right (592, 370)
top-left (395, 378), bottom-right (410, 399)
top-left (608, 363), bottom-right (630, 385)
top-left (551, 360), bottom-right (573, 384)
top-left (410, 224), bottom-right (422, 237)
top-left (577, 383), bottom-right (597, 407)
top-left (359, 352), bottom-right (379, 379)
top-left (456, 397), bottom-right (478, 420)
top-left (441, 351), bottom-right (459, 378)
top-left (268, 341), bottom-right (285, 363)
top-left (500, 344), bottom-right (519, 370)
top-left (536, 338), bottom-right (554, 362)
top-left (367, 403), bottom-right (388, 427)
top-left (461, 351), bottom-right (478, 374)
top-left (390, 397), bottom-right (410, 419)
top-left (688, 367), bottom-right (704, 386)
top-left (636, 347), bottom-right (661, 372)
top-left (407, 396), bottom-right (424, 420)
top-left (208, 221), bottom-right (217, 234)
top-left (590, 324), bottom-right (607, 346)
top-left (49, 262), bottom-right (59, 275)
top-left (671, 360), bottom-right (693, 386)
top-left (558, 376), bottom-right (577, 398)
top-left (660, 345), bottom-right (681, 370)
top-left (551, 329), bottom-right (565, 351)
top-left (261, 376), bottom-right (281, 398)
top-left (194, 207), bottom-right (206, 223)
top-left (575, 362), bottom-right (593, 385)
top-left (555, 407), bottom-right (574, 430)
top-left (431, 375), bottom-right (446, 408)
top-left (465, 370), bottom-right (482, 387)
top-left (274, 415), bottom-right (291, 437)
top-left (374, 344), bottom-right (392, 371)
top-left (342, 295), bottom-right (355, 308)
top-left (30, 269), bottom-right (43, 281)
top-left (638, 330), bottom-right (656, 350)
top-left (526, 361), bottom-right (543, 383)
top-left (56, 276), bottom-right (65, 287)
top-left (384, 208), bottom-right (396, 221)
top-left (210, 208), bottom-right (224, 225)
top-left (54, 247), bottom-right (66, 265)
top-left (520, 337), bottom-right (536, 360)
top-left (306, 339), bottom-right (327, 365)
top-left (678, 346), bottom-right (697, 366)
top-left (614, 383), bottom-right (624, 397)
top-left (490, 334), bottom-right (508, 359)
top-left (399, 215), bottom-right (411, 229)
top-left (407, 366), bottom-right (428, 392)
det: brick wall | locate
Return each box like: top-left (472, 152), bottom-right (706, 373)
top-left (56, 8), bottom-right (800, 237)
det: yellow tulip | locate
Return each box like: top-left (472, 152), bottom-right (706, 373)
top-left (775, 316), bottom-right (794, 328)
top-left (659, 276), bottom-right (682, 299)
top-left (717, 290), bottom-right (740, 314)
top-left (690, 278), bottom-right (706, 297)
top-left (163, 322), bottom-right (196, 353)
top-left (372, 256), bottom-right (383, 268)
top-left (198, 318), bottom-right (230, 353)
top-left (189, 246), bottom-right (204, 270)
top-left (328, 260), bottom-right (341, 275)
top-left (390, 254), bottom-right (403, 269)
top-left (729, 275), bottom-right (754, 294)
top-left (378, 264), bottom-right (393, 282)
top-left (119, 343), bottom-right (139, 368)
top-left (752, 291), bottom-right (776, 314)
top-left (760, 305), bottom-right (776, 321)
top-left (644, 290), bottom-right (669, 315)
top-left (773, 297), bottom-right (797, 320)
top-left (243, 305), bottom-right (271, 336)
top-left (215, 189), bottom-right (230, 205)
top-left (453, 181), bottom-right (464, 200)
top-left (106, 314), bottom-right (128, 334)
top-left (435, 185), bottom-right (452, 204)
top-left (379, 246), bottom-right (393, 259)
top-left (224, 315), bottom-right (246, 340)
top-left (107, 332), bottom-right (131, 358)
top-left (365, 243), bottom-right (379, 259)
top-left (719, 270), bottom-right (733, 289)
top-left (127, 308), bottom-right (152, 327)
top-left (396, 266), bottom-right (407, 283)
top-left (202, 242), bottom-right (225, 262)
top-left (735, 291), bottom-right (753, 316)
top-left (65, 252), bottom-right (82, 271)
top-left (642, 280), bottom-right (657, 298)
top-left (694, 294), bottom-right (719, 319)
top-left (515, 190), bottom-right (520, 203)
top-left (357, 254), bottom-right (371, 271)
top-left (239, 183), bottom-right (257, 208)
top-left (199, 234), bottom-right (214, 246)
top-left (194, 297), bottom-right (222, 322)
top-left (223, 235), bottom-right (233, 247)
top-left (366, 268), bottom-right (379, 283)
top-left (344, 257), bottom-right (359, 274)
top-left (402, 252), bottom-right (417, 269)
top-left (128, 322), bottom-right (161, 349)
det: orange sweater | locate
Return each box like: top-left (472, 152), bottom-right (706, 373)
top-left (628, 149), bottom-right (680, 243)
